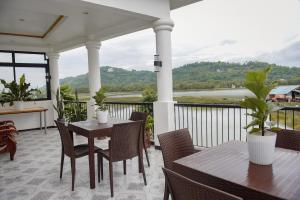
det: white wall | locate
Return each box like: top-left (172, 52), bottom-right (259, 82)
top-left (0, 101), bottom-right (55, 131)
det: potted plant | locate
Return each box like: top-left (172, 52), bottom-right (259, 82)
top-left (141, 87), bottom-right (157, 147)
top-left (240, 67), bottom-right (279, 165)
top-left (53, 88), bottom-right (65, 122)
top-left (93, 88), bottom-right (108, 123)
top-left (0, 74), bottom-right (40, 110)
top-left (64, 89), bottom-right (87, 122)
top-left (144, 115), bottom-right (154, 148)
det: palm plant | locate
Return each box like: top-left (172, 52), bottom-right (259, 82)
top-left (240, 67), bottom-right (279, 136)
top-left (0, 74), bottom-right (40, 106)
top-left (53, 88), bottom-right (65, 120)
top-left (93, 88), bottom-right (108, 111)
top-left (65, 89), bottom-right (87, 122)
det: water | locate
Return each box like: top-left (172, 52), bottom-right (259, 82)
top-left (108, 88), bottom-right (255, 98)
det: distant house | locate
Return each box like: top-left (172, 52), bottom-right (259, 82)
top-left (268, 85), bottom-right (300, 102)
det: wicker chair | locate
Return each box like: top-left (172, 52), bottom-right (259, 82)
top-left (0, 121), bottom-right (17, 160)
top-left (275, 129), bottom-right (300, 151)
top-left (129, 111), bottom-right (150, 166)
top-left (158, 128), bottom-right (200, 200)
top-left (98, 121), bottom-right (147, 197)
top-left (55, 120), bottom-right (102, 191)
top-left (162, 168), bottom-right (242, 200)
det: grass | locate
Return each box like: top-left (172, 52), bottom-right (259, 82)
top-left (105, 96), bottom-right (243, 104)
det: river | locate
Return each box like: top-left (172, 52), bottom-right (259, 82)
top-left (107, 88), bottom-right (255, 98)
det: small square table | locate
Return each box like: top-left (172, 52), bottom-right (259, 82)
top-left (68, 118), bottom-right (132, 189)
top-left (173, 141), bottom-right (300, 200)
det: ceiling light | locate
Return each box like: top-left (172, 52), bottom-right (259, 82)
top-left (19, 18), bottom-right (25, 22)
top-left (83, 11), bottom-right (88, 15)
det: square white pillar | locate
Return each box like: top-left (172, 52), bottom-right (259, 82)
top-left (153, 101), bottom-right (175, 145)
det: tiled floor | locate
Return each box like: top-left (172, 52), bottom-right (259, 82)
top-left (0, 129), bottom-right (165, 200)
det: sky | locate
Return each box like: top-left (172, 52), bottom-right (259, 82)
top-left (59, 0), bottom-right (300, 78)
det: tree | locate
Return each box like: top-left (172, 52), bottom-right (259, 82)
top-left (142, 87), bottom-right (157, 103)
top-left (60, 84), bottom-right (75, 101)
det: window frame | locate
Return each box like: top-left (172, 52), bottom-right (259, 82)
top-left (0, 50), bottom-right (51, 101)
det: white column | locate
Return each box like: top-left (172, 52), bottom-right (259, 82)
top-left (47, 52), bottom-right (60, 96)
top-left (85, 41), bottom-right (101, 119)
top-left (47, 51), bottom-right (60, 122)
top-left (153, 18), bottom-right (175, 146)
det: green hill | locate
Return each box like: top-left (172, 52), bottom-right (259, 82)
top-left (60, 61), bottom-right (300, 92)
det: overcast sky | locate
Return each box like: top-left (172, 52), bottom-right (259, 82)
top-left (59, 0), bottom-right (300, 78)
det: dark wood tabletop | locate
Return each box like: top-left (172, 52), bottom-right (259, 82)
top-left (68, 118), bottom-right (133, 189)
top-left (173, 141), bottom-right (300, 200)
top-left (68, 118), bottom-right (132, 137)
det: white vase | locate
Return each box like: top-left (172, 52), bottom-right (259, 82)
top-left (14, 101), bottom-right (24, 110)
top-left (96, 110), bottom-right (108, 123)
top-left (247, 131), bottom-right (277, 165)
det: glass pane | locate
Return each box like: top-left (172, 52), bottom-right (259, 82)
top-left (0, 52), bottom-right (12, 63)
top-left (0, 67), bottom-right (14, 91)
top-left (15, 67), bottom-right (47, 99)
top-left (15, 53), bottom-right (46, 64)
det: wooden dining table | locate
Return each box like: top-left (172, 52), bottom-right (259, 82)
top-left (68, 118), bottom-right (132, 189)
top-left (173, 141), bottom-right (300, 200)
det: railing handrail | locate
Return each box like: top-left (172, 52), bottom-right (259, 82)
top-left (175, 103), bottom-right (300, 111)
top-left (63, 101), bottom-right (300, 111)
top-left (63, 100), bottom-right (87, 104)
top-left (105, 102), bottom-right (153, 106)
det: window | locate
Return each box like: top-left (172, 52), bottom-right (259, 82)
top-left (0, 51), bottom-right (50, 100)
top-left (0, 67), bottom-right (14, 91)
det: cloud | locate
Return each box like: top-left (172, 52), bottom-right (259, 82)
top-left (220, 40), bottom-right (237, 46)
top-left (257, 41), bottom-right (300, 67)
top-left (59, 47), bottom-right (88, 78)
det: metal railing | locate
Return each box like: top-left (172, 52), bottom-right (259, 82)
top-left (105, 102), bottom-right (153, 120)
top-left (62, 101), bottom-right (300, 148)
top-left (174, 103), bottom-right (300, 148)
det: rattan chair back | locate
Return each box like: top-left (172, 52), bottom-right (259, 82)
top-left (158, 128), bottom-right (195, 170)
top-left (162, 168), bottom-right (242, 200)
top-left (55, 120), bottom-right (75, 157)
top-left (110, 121), bottom-right (142, 162)
top-left (276, 129), bottom-right (300, 151)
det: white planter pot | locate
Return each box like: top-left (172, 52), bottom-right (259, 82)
top-left (14, 101), bottom-right (24, 110)
top-left (247, 131), bottom-right (277, 165)
top-left (96, 110), bottom-right (108, 123)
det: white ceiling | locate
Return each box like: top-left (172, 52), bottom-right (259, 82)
top-left (0, 0), bottom-right (201, 52)
top-left (170, 0), bottom-right (202, 10)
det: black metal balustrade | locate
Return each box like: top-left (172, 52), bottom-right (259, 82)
top-left (62, 101), bottom-right (300, 148)
top-left (174, 103), bottom-right (300, 148)
top-left (105, 102), bottom-right (153, 120)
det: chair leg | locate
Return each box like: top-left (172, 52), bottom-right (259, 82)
top-left (60, 149), bottom-right (64, 179)
top-left (139, 155), bottom-right (147, 185)
top-left (7, 136), bottom-right (16, 161)
top-left (163, 182), bottom-right (170, 200)
top-left (100, 156), bottom-right (103, 180)
top-left (70, 158), bottom-right (76, 191)
top-left (123, 160), bottom-right (126, 175)
top-left (109, 161), bottom-right (114, 197)
top-left (97, 154), bottom-right (100, 183)
top-left (143, 142), bottom-right (150, 167)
